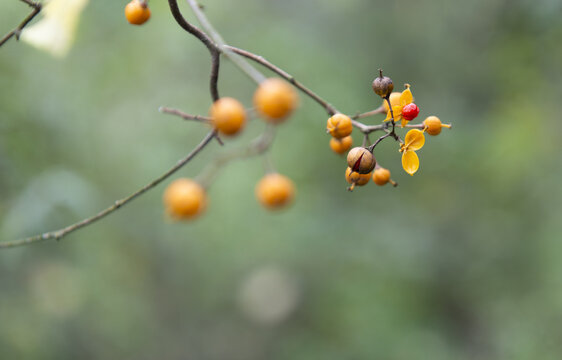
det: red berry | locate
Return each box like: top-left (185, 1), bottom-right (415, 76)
top-left (402, 103), bottom-right (420, 121)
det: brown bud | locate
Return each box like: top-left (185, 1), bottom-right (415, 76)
top-left (346, 147), bottom-right (376, 174)
top-left (372, 69), bottom-right (394, 98)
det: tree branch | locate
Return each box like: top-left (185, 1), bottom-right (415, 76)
top-left (0, 131), bottom-right (217, 249)
top-left (185, 0), bottom-right (266, 84)
top-left (0, 0), bottom-right (42, 48)
top-left (159, 107), bottom-right (211, 123)
top-left (0, 0), bottom-right (396, 249)
top-left (223, 45), bottom-right (339, 117)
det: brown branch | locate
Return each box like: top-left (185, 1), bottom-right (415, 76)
top-left (184, 0), bottom-right (386, 135)
top-left (352, 105), bottom-right (386, 120)
top-left (185, 0), bottom-right (266, 84)
top-left (196, 125), bottom-right (276, 186)
top-left (167, 0), bottom-right (221, 101)
top-left (0, 0), bottom-right (42, 47)
top-left (223, 45), bottom-right (339, 116)
top-left (0, 131), bottom-right (217, 249)
top-left (159, 107), bottom-right (211, 123)
top-left (159, 106), bottom-right (224, 145)
top-left (209, 51), bottom-right (220, 101)
top-left (222, 45), bottom-right (390, 135)
top-left (0, 0), bottom-right (395, 249)
top-left (368, 132), bottom-right (392, 152)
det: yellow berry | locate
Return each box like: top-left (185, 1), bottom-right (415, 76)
top-left (346, 147), bottom-right (376, 174)
top-left (125, 0), bottom-right (151, 25)
top-left (163, 178), bottom-right (206, 220)
top-left (253, 78), bottom-right (298, 123)
top-left (382, 92), bottom-right (402, 112)
top-left (372, 167), bottom-right (391, 186)
top-left (326, 113), bottom-right (353, 139)
top-left (255, 173), bottom-right (295, 210)
top-left (423, 116), bottom-right (443, 136)
top-left (345, 167), bottom-right (371, 186)
top-left (329, 135), bottom-right (353, 154)
top-left (209, 97), bottom-right (246, 136)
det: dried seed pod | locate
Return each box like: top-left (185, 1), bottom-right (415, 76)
top-left (372, 69), bottom-right (394, 98)
top-left (346, 147), bottom-right (376, 174)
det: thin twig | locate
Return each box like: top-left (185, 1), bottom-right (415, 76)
top-left (185, 0), bottom-right (387, 134)
top-left (185, 0), bottom-right (266, 84)
top-left (0, 131), bottom-right (217, 249)
top-left (222, 45), bottom-right (389, 135)
top-left (167, 0), bottom-right (221, 101)
top-left (352, 105), bottom-right (385, 120)
top-left (196, 125), bottom-right (275, 186)
top-left (167, 0), bottom-right (218, 52)
top-left (209, 51), bottom-right (221, 101)
top-left (368, 132), bottom-right (392, 152)
top-left (0, 0), bottom-right (42, 47)
top-left (159, 107), bottom-right (211, 123)
top-left (223, 45), bottom-right (339, 116)
top-left (159, 106), bottom-right (223, 145)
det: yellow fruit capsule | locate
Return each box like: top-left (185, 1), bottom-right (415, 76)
top-left (253, 78), bottom-right (298, 123)
top-left (345, 167), bottom-right (372, 191)
top-left (423, 116), bottom-right (451, 136)
top-left (372, 167), bottom-right (397, 186)
top-left (255, 173), bottom-right (295, 210)
top-left (209, 97), bottom-right (247, 136)
top-left (163, 178), bottom-right (206, 220)
top-left (326, 113), bottom-right (353, 139)
top-left (125, 0), bottom-right (151, 25)
top-left (329, 135), bottom-right (353, 154)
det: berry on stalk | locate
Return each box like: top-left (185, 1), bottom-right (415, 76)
top-left (402, 103), bottom-right (420, 121)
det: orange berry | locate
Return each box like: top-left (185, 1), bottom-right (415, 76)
top-left (345, 167), bottom-right (371, 186)
top-left (329, 135), bottom-right (353, 154)
top-left (372, 167), bottom-right (391, 186)
top-left (125, 0), bottom-right (151, 25)
top-left (326, 113), bottom-right (353, 139)
top-left (255, 173), bottom-right (295, 210)
top-left (163, 178), bottom-right (206, 220)
top-left (209, 97), bottom-right (246, 136)
top-left (423, 116), bottom-right (447, 136)
top-left (382, 92), bottom-right (402, 112)
top-left (253, 78), bottom-right (298, 123)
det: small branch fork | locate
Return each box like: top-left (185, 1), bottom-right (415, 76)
top-left (0, 0), bottom-right (42, 47)
top-left (0, 0), bottom-right (400, 249)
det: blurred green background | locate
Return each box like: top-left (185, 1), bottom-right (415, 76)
top-left (1, 0), bottom-right (562, 359)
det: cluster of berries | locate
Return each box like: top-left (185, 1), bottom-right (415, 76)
top-left (124, 2), bottom-right (451, 217)
top-left (327, 71), bottom-right (451, 191)
top-left (164, 78), bottom-right (299, 220)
